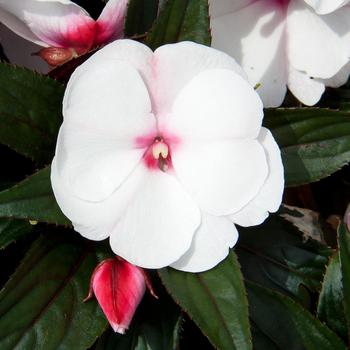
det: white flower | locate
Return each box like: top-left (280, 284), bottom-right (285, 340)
top-left (210, 0), bottom-right (350, 107)
top-left (51, 40), bottom-right (284, 272)
top-left (0, 0), bottom-right (128, 53)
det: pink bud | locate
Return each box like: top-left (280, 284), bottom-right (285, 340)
top-left (84, 257), bottom-right (156, 334)
top-left (35, 47), bottom-right (79, 67)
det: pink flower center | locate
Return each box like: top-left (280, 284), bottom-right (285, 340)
top-left (272, 0), bottom-right (289, 7)
top-left (51, 16), bottom-right (97, 53)
top-left (135, 135), bottom-right (175, 172)
top-left (143, 137), bottom-right (172, 172)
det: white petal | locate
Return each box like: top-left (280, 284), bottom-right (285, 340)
top-left (63, 56), bottom-right (154, 138)
top-left (287, 0), bottom-right (350, 80)
top-left (77, 39), bottom-right (154, 89)
top-left (151, 41), bottom-right (246, 115)
top-left (164, 69), bottom-right (263, 141)
top-left (0, 6), bottom-right (46, 46)
top-left (209, 0), bottom-right (255, 18)
top-left (173, 140), bottom-right (268, 216)
top-left (211, 0), bottom-right (288, 107)
top-left (303, 0), bottom-right (350, 14)
top-left (58, 58), bottom-right (155, 201)
top-left (95, 0), bottom-right (128, 45)
top-left (110, 171), bottom-right (201, 269)
top-left (54, 122), bottom-right (146, 202)
top-left (288, 67), bottom-right (325, 106)
top-left (230, 128), bottom-right (284, 227)
top-left (0, 0), bottom-right (94, 48)
top-left (51, 159), bottom-right (146, 241)
top-left (321, 61), bottom-right (350, 88)
top-left (171, 212), bottom-right (238, 272)
top-left (0, 23), bottom-right (49, 71)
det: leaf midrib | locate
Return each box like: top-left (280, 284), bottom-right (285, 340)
top-left (6, 247), bottom-right (89, 349)
top-left (195, 274), bottom-right (236, 348)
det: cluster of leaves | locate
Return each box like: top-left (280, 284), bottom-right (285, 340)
top-left (0, 0), bottom-right (350, 349)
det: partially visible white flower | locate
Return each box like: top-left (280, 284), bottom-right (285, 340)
top-left (210, 0), bottom-right (350, 107)
top-left (51, 40), bottom-right (284, 273)
top-left (0, 0), bottom-right (128, 62)
top-left (304, 0), bottom-right (350, 14)
top-left (0, 23), bottom-right (49, 71)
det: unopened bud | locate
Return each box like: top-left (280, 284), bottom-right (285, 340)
top-left (84, 257), bottom-right (156, 334)
top-left (35, 47), bottom-right (78, 66)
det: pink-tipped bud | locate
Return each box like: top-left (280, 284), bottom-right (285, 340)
top-left (84, 257), bottom-right (156, 334)
top-left (35, 47), bottom-right (78, 66)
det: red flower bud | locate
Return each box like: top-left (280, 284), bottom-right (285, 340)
top-left (35, 47), bottom-right (79, 66)
top-left (84, 257), bottom-right (156, 334)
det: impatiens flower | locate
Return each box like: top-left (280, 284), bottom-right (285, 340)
top-left (51, 40), bottom-right (284, 272)
top-left (0, 0), bottom-right (128, 65)
top-left (0, 23), bottom-right (49, 72)
top-left (85, 257), bottom-right (155, 333)
top-left (210, 0), bottom-right (350, 107)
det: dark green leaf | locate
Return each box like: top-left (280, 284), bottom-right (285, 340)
top-left (0, 166), bottom-right (70, 226)
top-left (338, 222), bottom-right (350, 340)
top-left (0, 218), bottom-right (33, 249)
top-left (95, 295), bottom-right (181, 350)
top-left (158, 251), bottom-right (252, 350)
top-left (317, 253), bottom-right (347, 341)
top-left (0, 63), bottom-right (64, 165)
top-left (146, 0), bottom-right (211, 50)
top-left (264, 108), bottom-right (350, 186)
top-left (125, 0), bottom-right (159, 37)
top-left (247, 282), bottom-right (346, 350)
top-left (236, 215), bottom-right (331, 305)
top-left (0, 144), bottom-right (35, 192)
top-left (0, 234), bottom-right (109, 350)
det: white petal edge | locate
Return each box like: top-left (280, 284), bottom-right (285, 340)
top-left (172, 139), bottom-right (268, 216)
top-left (303, 0), bottom-right (350, 14)
top-left (0, 24), bottom-right (49, 71)
top-left (54, 123), bottom-right (147, 202)
top-left (211, 0), bottom-right (288, 107)
top-left (288, 67), bottom-right (325, 106)
top-left (151, 41), bottom-right (247, 115)
top-left (230, 128), bottom-right (284, 227)
top-left (0, 6), bottom-right (46, 45)
top-left (287, 0), bottom-right (350, 80)
top-left (67, 39), bottom-right (154, 95)
top-left (164, 68), bottom-right (263, 141)
top-left (321, 61), bottom-right (350, 88)
top-left (110, 171), bottom-right (201, 269)
top-left (171, 212), bottom-right (238, 273)
top-left (58, 58), bottom-right (155, 201)
top-left (95, 0), bottom-right (129, 45)
top-left (51, 159), bottom-right (146, 241)
top-left (0, 0), bottom-right (93, 47)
